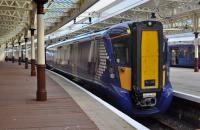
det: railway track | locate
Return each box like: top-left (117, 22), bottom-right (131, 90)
top-left (136, 117), bottom-right (177, 130)
top-left (152, 117), bottom-right (177, 130)
top-left (137, 114), bottom-right (197, 130)
top-left (137, 97), bottom-right (200, 130)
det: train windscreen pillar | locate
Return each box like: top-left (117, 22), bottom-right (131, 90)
top-left (34, 0), bottom-right (48, 101)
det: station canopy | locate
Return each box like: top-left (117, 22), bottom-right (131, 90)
top-left (0, 0), bottom-right (98, 45)
top-left (50, 0), bottom-right (200, 40)
top-left (0, 0), bottom-right (200, 45)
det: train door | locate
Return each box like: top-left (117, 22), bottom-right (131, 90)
top-left (110, 28), bottom-right (132, 91)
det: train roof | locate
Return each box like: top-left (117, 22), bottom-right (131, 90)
top-left (109, 21), bottom-right (132, 29)
top-left (46, 29), bottom-right (107, 49)
top-left (47, 21), bottom-right (161, 49)
top-left (47, 21), bottom-right (132, 49)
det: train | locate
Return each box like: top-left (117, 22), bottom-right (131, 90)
top-left (46, 21), bottom-right (173, 117)
top-left (169, 44), bottom-right (200, 67)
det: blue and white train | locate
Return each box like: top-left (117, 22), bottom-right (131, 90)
top-left (46, 21), bottom-right (173, 116)
top-left (169, 44), bottom-right (200, 67)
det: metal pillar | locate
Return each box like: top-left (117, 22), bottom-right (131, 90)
top-left (18, 42), bottom-right (22, 65)
top-left (35, 0), bottom-right (48, 101)
top-left (194, 32), bottom-right (199, 72)
top-left (12, 44), bottom-right (15, 63)
top-left (30, 29), bottom-right (36, 76)
top-left (5, 44), bottom-right (8, 62)
top-left (25, 38), bottom-right (28, 69)
top-left (193, 14), bottom-right (199, 72)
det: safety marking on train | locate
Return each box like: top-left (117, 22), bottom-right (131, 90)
top-left (95, 42), bottom-right (107, 81)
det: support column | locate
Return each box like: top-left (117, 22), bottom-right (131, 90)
top-left (35, 0), bottom-right (48, 101)
top-left (12, 44), bottom-right (15, 63)
top-left (18, 42), bottom-right (22, 65)
top-left (193, 14), bottom-right (199, 72)
top-left (25, 38), bottom-right (28, 69)
top-left (30, 29), bottom-right (36, 76)
top-left (5, 44), bottom-right (8, 62)
top-left (194, 32), bottom-right (199, 72)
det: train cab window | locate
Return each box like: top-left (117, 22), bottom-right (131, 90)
top-left (109, 27), bottom-right (130, 66)
top-left (113, 41), bottom-right (129, 66)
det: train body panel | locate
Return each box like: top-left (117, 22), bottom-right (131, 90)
top-left (46, 21), bottom-right (173, 116)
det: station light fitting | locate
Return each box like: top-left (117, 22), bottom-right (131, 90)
top-left (89, 17), bottom-right (92, 24)
top-left (73, 17), bottom-right (92, 24)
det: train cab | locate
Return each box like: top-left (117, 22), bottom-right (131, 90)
top-left (106, 21), bottom-right (173, 115)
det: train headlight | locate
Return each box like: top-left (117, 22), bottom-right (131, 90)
top-left (147, 21), bottom-right (153, 27)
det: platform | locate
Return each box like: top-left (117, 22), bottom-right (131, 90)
top-left (0, 62), bottom-right (98, 130)
top-left (0, 62), bottom-right (146, 130)
top-left (47, 70), bottom-right (149, 130)
top-left (170, 67), bottom-right (200, 103)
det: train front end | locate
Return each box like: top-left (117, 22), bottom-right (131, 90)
top-left (110, 21), bottom-right (173, 116)
top-left (131, 21), bottom-right (173, 115)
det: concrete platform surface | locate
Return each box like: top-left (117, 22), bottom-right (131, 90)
top-left (0, 62), bottom-right (98, 130)
top-left (170, 67), bottom-right (200, 103)
top-left (47, 70), bottom-right (142, 130)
